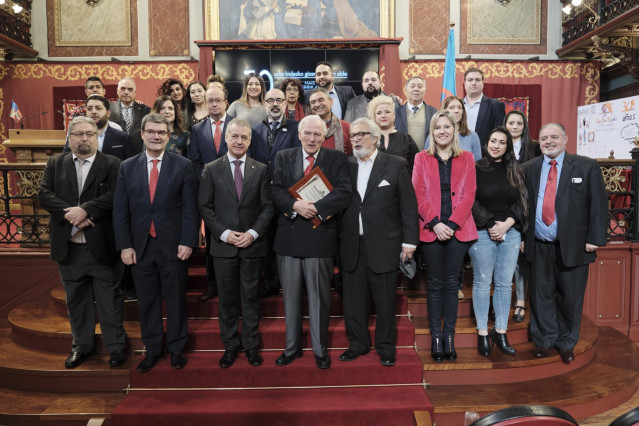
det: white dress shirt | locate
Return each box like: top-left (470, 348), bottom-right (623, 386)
top-left (220, 153), bottom-right (259, 243)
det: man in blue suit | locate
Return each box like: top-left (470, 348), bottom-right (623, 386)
top-left (113, 113), bottom-right (199, 373)
top-left (188, 85), bottom-right (230, 302)
top-left (394, 76), bottom-right (438, 151)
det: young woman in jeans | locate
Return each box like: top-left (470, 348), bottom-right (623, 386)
top-left (469, 127), bottom-right (527, 357)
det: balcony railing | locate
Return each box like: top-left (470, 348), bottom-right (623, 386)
top-left (562, 0), bottom-right (639, 46)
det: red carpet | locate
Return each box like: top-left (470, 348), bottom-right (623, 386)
top-left (111, 292), bottom-right (433, 425)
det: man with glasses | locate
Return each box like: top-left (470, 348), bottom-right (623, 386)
top-left (189, 85), bottom-right (231, 302)
top-left (249, 88), bottom-right (301, 298)
top-left (113, 113), bottom-right (199, 373)
top-left (39, 116), bottom-right (127, 369)
top-left (339, 117), bottom-right (418, 367)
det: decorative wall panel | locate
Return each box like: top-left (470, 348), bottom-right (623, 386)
top-left (408, 0), bottom-right (449, 55)
top-left (149, 0), bottom-right (190, 56)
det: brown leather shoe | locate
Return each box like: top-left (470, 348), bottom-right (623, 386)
top-left (558, 348), bottom-right (575, 364)
top-left (533, 345), bottom-right (550, 358)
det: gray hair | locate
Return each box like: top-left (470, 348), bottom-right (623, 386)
top-left (351, 117), bottom-right (381, 148)
top-left (298, 115), bottom-right (328, 137)
top-left (118, 76), bottom-right (136, 89)
top-left (225, 118), bottom-right (252, 139)
top-left (539, 122), bottom-right (566, 138)
top-left (405, 76), bottom-right (425, 89)
top-left (141, 113), bottom-right (169, 131)
top-left (67, 116), bottom-right (97, 137)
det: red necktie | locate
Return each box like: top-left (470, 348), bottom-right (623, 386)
top-left (149, 159), bottom-right (159, 237)
top-left (542, 160), bottom-right (557, 226)
top-left (304, 155), bottom-right (315, 175)
top-left (214, 120), bottom-right (222, 152)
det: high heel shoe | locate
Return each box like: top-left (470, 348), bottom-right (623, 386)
top-left (489, 327), bottom-right (516, 355)
top-left (477, 333), bottom-right (491, 357)
top-left (431, 336), bottom-right (444, 363)
top-left (444, 335), bottom-right (457, 362)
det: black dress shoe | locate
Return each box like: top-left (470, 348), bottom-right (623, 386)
top-left (339, 349), bottom-right (362, 362)
top-left (444, 335), bottom-right (457, 362)
top-left (219, 350), bottom-right (238, 368)
top-left (558, 348), bottom-right (575, 364)
top-left (124, 290), bottom-right (138, 302)
top-left (199, 287), bottom-right (218, 302)
top-left (477, 334), bottom-right (491, 357)
top-left (109, 350), bottom-right (126, 367)
top-left (512, 305), bottom-right (526, 322)
top-left (431, 336), bottom-right (444, 363)
top-left (533, 345), bottom-right (550, 358)
top-left (380, 356), bottom-right (395, 367)
top-left (136, 354), bottom-right (162, 372)
top-left (246, 348), bottom-right (263, 366)
top-left (65, 351), bottom-right (90, 369)
top-left (171, 352), bottom-right (187, 369)
top-left (489, 328), bottom-right (516, 355)
top-left (315, 355), bottom-right (331, 369)
top-left (260, 287), bottom-right (280, 299)
top-left (275, 351), bottom-right (303, 366)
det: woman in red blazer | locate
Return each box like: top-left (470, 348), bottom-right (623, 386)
top-left (412, 110), bottom-right (478, 363)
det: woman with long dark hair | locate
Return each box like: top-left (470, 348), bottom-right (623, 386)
top-left (152, 95), bottom-right (189, 157)
top-left (412, 110), bottom-right (477, 363)
top-left (227, 72), bottom-right (268, 126)
top-left (469, 126), bottom-right (527, 357)
top-left (157, 78), bottom-right (187, 114)
top-left (279, 78), bottom-right (310, 121)
top-left (184, 81), bottom-right (208, 130)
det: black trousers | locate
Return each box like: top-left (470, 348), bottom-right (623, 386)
top-left (132, 237), bottom-right (188, 355)
top-left (529, 240), bottom-right (589, 350)
top-left (421, 238), bottom-right (468, 338)
top-left (262, 217), bottom-right (280, 290)
top-left (204, 227), bottom-right (218, 290)
top-left (213, 256), bottom-right (262, 351)
top-left (343, 239), bottom-right (398, 358)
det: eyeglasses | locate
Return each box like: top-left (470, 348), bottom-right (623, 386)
top-left (70, 131), bottom-right (97, 138)
top-left (206, 98), bottom-right (225, 105)
top-left (349, 131), bottom-right (371, 140)
top-left (143, 130), bottom-right (169, 137)
top-left (265, 98), bottom-right (286, 105)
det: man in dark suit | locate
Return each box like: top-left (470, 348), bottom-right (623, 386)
top-left (199, 118), bottom-right (274, 368)
top-left (113, 113), bottom-right (199, 372)
top-left (250, 88), bottom-right (301, 298)
top-left (394, 76), bottom-right (438, 151)
top-left (109, 77), bottom-right (151, 153)
top-left (339, 117), bottom-right (419, 367)
top-left (271, 115), bottom-right (352, 369)
top-left (522, 123), bottom-right (607, 364)
top-left (189, 85), bottom-right (231, 302)
top-left (39, 116), bottom-right (126, 369)
top-left (304, 61), bottom-right (355, 120)
top-left (63, 95), bottom-right (136, 161)
top-left (463, 67), bottom-right (506, 150)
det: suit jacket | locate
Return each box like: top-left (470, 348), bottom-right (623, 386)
top-left (412, 150), bottom-right (478, 243)
top-left (39, 151), bottom-right (121, 265)
top-left (522, 153), bottom-right (607, 267)
top-left (304, 85), bottom-right (355, 119)
top-left (109, 101), bottom-right (151, 153)
top-left (189, 117), bottom-right (229, 179)
top-left (62, 126), bottom-right (136, 161)
top-left (248, 118), bottom-right (300, 178)
top-left (272, 147), bottom-right (352, 258)
top-left (343, 91), bottom-right (399, 123)
top-left (198, 155), bottom-right (274, 258)
top-left (473, 96), bottom-right (506, 149)
top-left (341, 152), bottom-right (419, 274)
top-left (394, 102), bottom-right (438, 147)
top-left (113, 151), bottom-right (199, 261)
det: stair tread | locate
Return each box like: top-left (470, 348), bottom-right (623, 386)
top-left (411, 315), bottom-right (530, 334)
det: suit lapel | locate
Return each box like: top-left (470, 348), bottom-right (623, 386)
top-left (221, 155), bottom-right (240, 202)
top-left (239, 157), bottom-right (257, 204)
top-left (271, 120), bottom-right (287, 156)
top-left (137, 153), bottom-right (152, 205)
top-left (154, 152), bottom-right (172, 205)
top-left (530, 156), bottom-right (543, 209)
top-left (291, 148), bottom-right (304, 183)
top-left (63, 154), bottom-right (79, 196)
top-left (349, 159), bottom-right (361, 203)
top-left (363, 152), bottom-right (385, 201)
top-left (81, 152), bottom-right (103, 196)
top-left (557, 153), bottom-right (574, 201)
top-left (476, 97), bottom-right (489, 131)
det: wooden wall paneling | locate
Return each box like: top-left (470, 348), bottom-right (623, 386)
top-left (148, 0), bottom-right (190, 57)
top-left (629, 243), bottom-right (639, 341)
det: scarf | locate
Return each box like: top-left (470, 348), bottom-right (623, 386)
top-left (325, 113), bottom-right (344, 154)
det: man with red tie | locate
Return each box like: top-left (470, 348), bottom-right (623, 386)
top-left (189, 85), bottom-right (230, 302)
top-left (521, 123), bottom-right (607, 365)
top-left (113, 113), bottom-right (199, 372)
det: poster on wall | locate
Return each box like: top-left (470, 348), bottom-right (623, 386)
top-left (577, 95), bottom-right (639, 159)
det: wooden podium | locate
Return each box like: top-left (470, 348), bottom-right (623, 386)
top-left (2, 129), bottom-right (66, 247)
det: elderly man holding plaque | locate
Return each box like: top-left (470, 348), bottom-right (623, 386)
top-left (271, 114), bottom-right (352, 369)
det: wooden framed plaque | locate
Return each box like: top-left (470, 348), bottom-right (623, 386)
top-left (288, 167), bottom-right (333, 227)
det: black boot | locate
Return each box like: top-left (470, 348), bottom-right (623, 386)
top-left (431, 336), bottom-right (444, 363)
top-left (444, 334), bottom-right (457, 362)
top-left (477, 333), bottom-right (491, 357)
top-left (490, 328), bottom-right (516, 355)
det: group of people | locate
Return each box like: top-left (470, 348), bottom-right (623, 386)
top-left (40, 61), bottom-right (607, 375)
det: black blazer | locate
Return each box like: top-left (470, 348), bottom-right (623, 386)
top-left (271, 147), bottom-right (352, 258)
top-left (109, 101), bottom-right (151, 153)
top-left (394, 102), bottom-right (438, 147)
top-left (522, 153), bottom-right (608, 268)
top-left (39, 151), bottom-right (121, 265)
top-left (340, 152), bottom-right (419, 274)
top-left (249, 118), bottom-right (301, 178)
top-left (198, 155), bottom-right (274, 258)
top-left (113, 151), bottom-right (199, 261)
top-left (474, 96), bottom-right (506, 149)
top-left (304, 85), bottom-right (355, 119)
top-left (189, 117), bottom-right (229, 179)
top-left (63, 126), bottom-right (136, 161)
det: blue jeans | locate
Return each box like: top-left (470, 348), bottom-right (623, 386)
top-left (469, 228), bottom-right (521, 330)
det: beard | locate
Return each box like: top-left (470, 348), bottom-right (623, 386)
top-left (364, 87), bottom-right (381, 100)
top-left (95, 116), bottom-right (108, 130)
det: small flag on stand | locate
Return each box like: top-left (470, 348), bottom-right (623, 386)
top-left (10, 101), bottom-right (22, 123)
top-left (441, 25), bottom-right (456, 103)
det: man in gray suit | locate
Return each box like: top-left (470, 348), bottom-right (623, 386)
top-left (344, 71), bottom-right (400, 123)
top-left (199, 118), bottom-right (274, 369)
